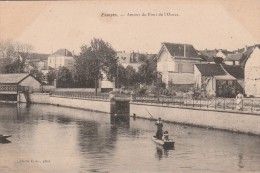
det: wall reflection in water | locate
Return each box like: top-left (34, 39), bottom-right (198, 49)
top-left (0, 103), bottom-right (260, 173)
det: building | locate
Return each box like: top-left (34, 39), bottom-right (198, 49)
top-left (0, 73), bottom-right (42, 102)
top-left (215, 49), bottom-right (230, 59)
top-left (243, 45), bottom-right (260, 97)
top-left (223, 52), bottom-right (243, 66)
top-left (48, 49), bottom-right (75, 70)
top-left (156, 42), bottom-right (203, 89)
top-left (194, 64), bottom-right (242, 97)
top-left (117, 51), bottom-right (141, 71)
top-left (221, 64), bottom-right (244, 90)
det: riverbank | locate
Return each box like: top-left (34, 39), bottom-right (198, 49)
top-left (18, 93), bottom-right (260, 136)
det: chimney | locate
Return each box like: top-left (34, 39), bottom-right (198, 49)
top-left (184, 45), bottom-right (186, 57)
top-left (65, 49), bottom-right (67, 56)
top-left (244, 45), bottom-right (248, 52)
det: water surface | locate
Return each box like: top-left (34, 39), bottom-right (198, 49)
top-left (0, 103), bottom-right (260, 173)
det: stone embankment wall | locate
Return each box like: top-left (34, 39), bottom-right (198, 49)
top-left (130, 102), bottom-right (260, 135)
top-left (18, 93), bottom-right (260, 135)
top-left (18, 93), bottom-right (110, 113)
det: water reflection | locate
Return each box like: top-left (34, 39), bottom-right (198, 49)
top-left (155, 146), bottom-right (170, 160)
top-left (0, 103), bottom-right (260, 173)
top-left (0, 138), bottom-right (11, 144)
top-left (238, 153), bottom-right (244, 169)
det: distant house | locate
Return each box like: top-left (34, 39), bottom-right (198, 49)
top-left (198, 50), bottom-right (215, 64)
top-left (48, 49), bottom-right (75, 70)
top-left (116, 51), bottom-right (155, 71)
top-left (199, 49), bottom-right (231, 64)
top-left (243, 45), bottom-right (260, 97)
top-left (156, 42), bottom-right (203, 89)
top-left (223, 52), bottom-right (243, 66)
top-left (194, 64), bottom-right (241, 97)
top-left (215, 49), bottom-right (230, 59)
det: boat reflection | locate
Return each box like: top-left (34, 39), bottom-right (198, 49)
top-left (0, 138), bottom-right (11, 144)
top-left (155, 145), bottom-right (174, 160)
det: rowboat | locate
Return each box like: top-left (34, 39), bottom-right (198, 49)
top-left (0, 135), bottom-right (12, 140)
top-left (152, 136), bottom-right (175, 148)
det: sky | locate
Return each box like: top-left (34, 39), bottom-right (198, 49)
top-left (0, 0), bottom-right (259, 54)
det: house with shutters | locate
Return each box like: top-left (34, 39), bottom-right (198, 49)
top-left (48, 49), bottom-right (75, 70)
top-left (156, 42), bottom-right (203, 89)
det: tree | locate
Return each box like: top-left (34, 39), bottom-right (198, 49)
top-left (30, 69), bottom-right (44, 82)
top-left (56, 67), bottom-right (73, 88)
top-left (75, 38), bottom-right (117, 92)
top-left (0, 39), bottom-right (34, 73)
top-left (137, 55), bottom-right (157, 85)
top-left (4, 57), bottom-right (26, 73)
top-left (125, 66), bottom-right (138, 88)
top-left (46, 70), bottom-right (56, 85)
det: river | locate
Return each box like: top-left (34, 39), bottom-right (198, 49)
top-left (0, 103), bottom-right (260, 173)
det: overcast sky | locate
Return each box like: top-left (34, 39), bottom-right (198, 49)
top-left (0, 0), bottom-right (259, 54)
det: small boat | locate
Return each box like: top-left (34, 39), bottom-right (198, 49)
top-left (0, 135), bottom-right (12, 140)
top-left (152, 136), bottom-right (175, 148)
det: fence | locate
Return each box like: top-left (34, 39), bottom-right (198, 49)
top-left (51, 91), bottom-right (110, 101)
top-left (0, 85), bottom-right (29, 92)
top-left (46, 91), bottom-right (260, 113)
top-left (132, 95), bottom-right (260, 113)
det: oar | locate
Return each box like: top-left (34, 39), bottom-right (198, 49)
top-left (145, 108), bottom-right (154, 120)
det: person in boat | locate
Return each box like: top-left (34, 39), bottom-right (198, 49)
top-left (155, 117), bottom-right (163, 139)
top-left (163, 131), bottom-right (169, 141)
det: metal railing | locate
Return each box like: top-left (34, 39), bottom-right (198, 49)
top-left (51, 91), bottom-right (110, 101)
top-left (0, 85), bottom-right (29, 92)
top-left (132, 95), bottom-right (260, 113)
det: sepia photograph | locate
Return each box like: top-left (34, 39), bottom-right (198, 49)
top-left (0, 0), bottom-right (260, 172)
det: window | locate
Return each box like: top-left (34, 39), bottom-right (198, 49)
top-left (177, 64), bottom-right (183, 73)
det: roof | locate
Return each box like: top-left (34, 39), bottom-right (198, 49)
top-left (18, 52), bottom-right (49, 61)
top-left (0, 73), bottom-right (30, 84)
top-left (222, 64), bottom-right (244, 79)
top-left (200, 49), bottom-right (218, 58)
top-left (217, 49), bottom-right (232, 56)
top-left (31, 53), bottom-right (49, 60)
top-left (51, 49), bottom-right (73, 57)
top-left (163, 43), bottom-right (199, 58)
top-left (200, 55), bottom-right (215, 62)
top-left (195, 64), bottom-right (226, 76)
top-left (224, 53), bottom-right (243, 61)
top-left (240, 44), bottom-right (260, 67)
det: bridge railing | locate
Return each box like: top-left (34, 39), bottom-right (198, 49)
top-left (132, 95), bottom-right (260, 113)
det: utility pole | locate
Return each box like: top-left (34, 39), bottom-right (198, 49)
top-left (116, 63), bottom-right (119, 89)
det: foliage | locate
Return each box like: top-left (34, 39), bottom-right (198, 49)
top-left (4, 57), bottom-right (26, 73)
top-left (137, 55), bottom-right (157, 85)
top-left (75, 38), bottom-right (117, 88)
top-left (138, 54), bottom-right (147, 62)
top-left (0, 39), bottom-right (34, 73)
top-left (30, 69), bottom-right (44, 82)
top-left (46, 70), bottom-right (57, 85)
top-left (56, 67), bottom-right (74, 88)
